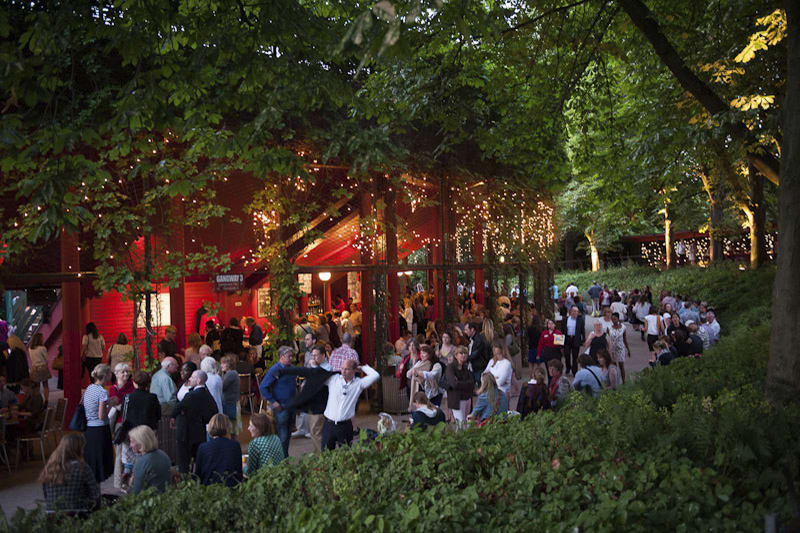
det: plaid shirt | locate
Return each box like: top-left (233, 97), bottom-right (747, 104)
top-left (328, 345), bottom-right (359, 371)
top-left (43, 460), bottom-right (100, 511)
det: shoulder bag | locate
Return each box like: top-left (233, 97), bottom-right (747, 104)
top-left (69, 393), bottom-right (88, 432)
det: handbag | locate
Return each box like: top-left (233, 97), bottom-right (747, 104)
top-left (69, 401), bottom-right (87, 432)
top-left (113, 394), bottom-right (131, 445)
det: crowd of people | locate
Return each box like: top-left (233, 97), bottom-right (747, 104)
top-left (0, 277), bottom-right (723, 514)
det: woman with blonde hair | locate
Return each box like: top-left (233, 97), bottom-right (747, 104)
top-left (28, 332), bottom-right (50, 402)
top-left (482, 318), bottom-right (495, 344)
top-left (128, 425), bottom-right (171, 494)
top-left (83, 364), bottom-right (114, 482)
top-left (407, 344), bottom-right (444, 409)
top-left (40, 433), bottom-right (100, 512)
top-left (468, 373), bottom-right (508, 425)
top-left (195, 414), bottom-right (242, 486)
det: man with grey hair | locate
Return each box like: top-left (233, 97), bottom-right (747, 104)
top-left (151, 357), bottom-right (179, 416)
top-left (329, 333), bottom-right (359, 371)
top-left (172, 369), bottom-right (218, 474)
top-left (259, 346), bottom-right (297, 456)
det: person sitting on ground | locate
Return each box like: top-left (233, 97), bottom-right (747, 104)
top-left (194, 414), bottom-right (243, 487)
top-left (468, 373), bottom-right (508, 425)
top-left (410, 390), bottom-right (446, 430)
top-left (597, 349), bottom-right (620, 390)
top-left (245, 412), bottom-right (285, 477)
top-left (17, 378), bottom-right (46, 433)
top-left (194, 413), bottom-right (243, 487)
top-left (571, 354), bottom-right (604, 398)
top-left (128, 425), bottom-right (172, 495)
top-left (484, 339), bottom-right (513, 399)
top-left (684, 322), bottom-right (704, 356)
top-left (651, 340), bottom-right (675, 366)
top-left (547, 359), bottom-right (572, 408)
top-left (516, 367), bottom-right (549, 420)
top-left (40, 433), bottom-right (100, 513)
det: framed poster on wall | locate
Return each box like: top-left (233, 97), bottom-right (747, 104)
top-left (136, 293), bottom-right (171, 328)
top-left (347, 271), bottom-right (360, 303)
top-left (257, 288), bottom-right (274, 317)
top-left (298, 273), bottom-right (312, 295)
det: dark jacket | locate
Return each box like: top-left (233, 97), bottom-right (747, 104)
top-left (282, 366), bottom-right (339, 415)
top-left (195, 437), bottom-right (243, 487)
top-left (6, 347), bottom-right (29, 382)
top-left (220, 327), bottom-right (244, 355)
top-left (445, 362), bottom-right (474, 410)
top-left (174, 386), bottom-right (218, 446)
top-left (560, 314), bottom-right (586, 344)
top-left (410, 408), bottom-right (445, 430)
top-left (516, 382), bottom-right (549, 420)
top-left (125, 389), bottom-right (161, 430)
top-left (467, 333), bottom-right (490, 373)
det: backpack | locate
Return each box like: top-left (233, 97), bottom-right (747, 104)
top-left (436, 362), bottom-right (448, 391)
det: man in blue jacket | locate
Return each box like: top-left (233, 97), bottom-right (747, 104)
top-left (259, 345), bottom-right (296, 457)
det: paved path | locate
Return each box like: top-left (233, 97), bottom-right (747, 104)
top-left (1, 316), bottom-right (654, 518)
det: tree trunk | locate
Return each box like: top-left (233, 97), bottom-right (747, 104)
top-left (518, 267), bottom-right (530, 358)
top-left (585, 230), bottom-right (600, 271)
top-left (618, 0), bottom-right (780, 186)
top-left (748, 162), bottom-right (767, 269)
top-left (700, 171), bottom-right (726, 264)
top-left (664, 200), bottom-right (673, 269)
top-left (766, 0), bottom-right (800, 403)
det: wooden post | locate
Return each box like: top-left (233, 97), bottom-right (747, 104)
top-left (169, 198), bottom-right (187, 348)
top-left (474, 228), bottom-right (485, 305)
top-left (359, 189), bottom-right (374, 364)
top-left (60, 228), bottom-right (82, 426)
top-left (385, 183), bottom-right (400, 342)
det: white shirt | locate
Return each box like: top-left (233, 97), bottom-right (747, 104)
top-left (645, 315), bottom-right (661, 336)
top-left (206, 373), bottom-right (223, 413)
top-left (565, 285), bottom-right (579, 298)
top-left (610, 301), bottom-right (627, 320)
top-left (177, 383), bottom-right (191, 401)
top-left (566, 316), bottom-right (577, 336)
top-left (323, 364), bottom-right (379, 423)
top-left (600, 318), bottom-right (614, 334)
top-left (484, 358), bottom-right (513, 395)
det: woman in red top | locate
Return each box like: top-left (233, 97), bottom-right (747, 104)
top-left (537, 319), bottom-right (563, 366)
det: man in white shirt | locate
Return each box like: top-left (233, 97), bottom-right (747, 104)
top-left (565, 283), bottom-right (579, 299)
top-left (321, 359), bottom-right (379, 450)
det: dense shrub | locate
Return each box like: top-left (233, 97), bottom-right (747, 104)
top-left (8, 266), bottom-right (799, 532)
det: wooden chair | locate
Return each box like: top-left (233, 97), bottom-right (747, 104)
top-left (239, 374), bottom-right (256, 414)
top-left (0, 419), bottom-right (11, 473)
top-left (16, 407), bottom-right (54, 467)
top-left (52, 398), bottom-right (67, 446)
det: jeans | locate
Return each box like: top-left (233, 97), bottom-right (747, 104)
top-left (274, 407), bottom-right (292, 457)
top-left (223, 401), bottom-right (237, 427)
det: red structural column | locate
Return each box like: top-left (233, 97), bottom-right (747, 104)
top-left (169, 198), bottom-right (187, 347)
top-left (385, 186), bottom-right (400, 342)
top-left (61, 229), bottom-right (82, 427)
top-left (474, 228), bottom-right (485, 305)
top-left (426, 247), bottom-right (435, 293)
top-left (446, 194), bottom-right (457, 314)
top-left (433, 241), bottom-right (444, 320)
top-left (324, 283), bottom-right (331, 313)
top-left (359, 190), bottom-right (374, 364)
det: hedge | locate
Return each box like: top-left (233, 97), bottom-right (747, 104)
top-left (7, 265), bottom-right (799, 532)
